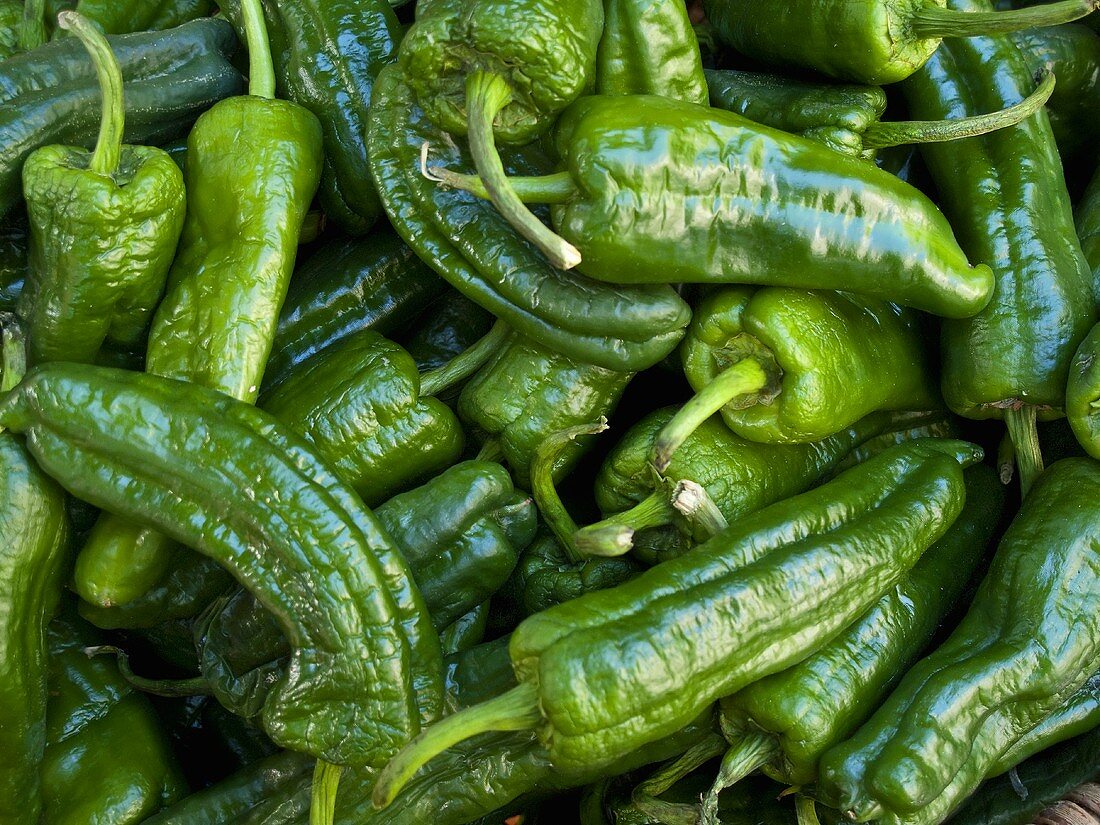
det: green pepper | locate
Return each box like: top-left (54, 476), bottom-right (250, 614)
top-left (374, 438), bottom-right (982, 803)
top-left (42, 610), bottom-right (187, 825)
top-left (1066, 324), bottom-right (1100, 458)
top-left (1079, 165), bottom-right (1100, 288)
top-left (0, 17), bottom-right (244, 219)
top-left (439, 602), bottom-right (490, 656)
top-left (702, 0), bottom-right (1097, 85)
top-left (702, 465), bottom-right (1004, 824)
top-left (263, 229), bottom-right (447, 393)
top-left (0, 1), bottom-right (22, 59)
top-left (64, 0), bottom-right (214, 34)
top-left (0, 323), bottom-right (68, 823)
top-left (595, 0), bottom-right (708, 104)
top-left (18, 12), bottom-right (185, 365)
top-left (902, 1), bottom-right (1096, 496)
top-left (366, 64), bottom-right (692, 373)
top-left (220, 0), bottom-right (401, 234)
top-left (819, 457), bottom-right (1100, 825)
top-left (704, 67), bottom-right (1055, 160)
top-left (0, 216), bottom-right (26, 311)
top-left (437, 94), bottom-right (994, 319)
top-left (400, 290), bottom-right (495, 374)
top-left (0, 362), bottom-right (442, 767)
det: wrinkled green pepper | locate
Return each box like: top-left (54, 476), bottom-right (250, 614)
top-left (61, 0), bottom-right (214, 34)
top-left (18, 13), bottom-right (185, 365)
top-left (0, 363), bottom-right (442, 767)
top-left (1079, 165), bottom-right (1100, 288)
top-left (400, 290), bottom-right (495, 374)
top-left (819, 457), bottom-right (1100, 825)
top-left (0, 1), bottom-right (22, 60)
top-left (374, 439), bottom-right (981, 802)
top-left (0, 18), bottom-right (244, 218)
top-left (439, 602), bottom-right (490, 656)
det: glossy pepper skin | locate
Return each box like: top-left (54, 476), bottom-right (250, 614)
top-left (0, 364), bottom-right (442, 767)
top-left (683, 287), bottom-right (937, 444)
top-left (595, 0), bottom-right (708, 103)
top-left (221, 0), bottom-right (401, 233)
top-left (1067, 325), bottom-right (1100, 458)
top-left (263, 229), bottom-right (446, 392)
top-left (0, 217), bottom-right (26, 311)
top-left (544, 95), bottom-right (994, 318)
top-left (819, 458), bottom-right (1100, 825)
top-left (42, 611), bottom-right (187, 825)
top-left (1080, 166), bottom-right (1100, 289)
top-left (66, 0), bottom-right (214, 34)
top-left (367, 64), bottom-right (692, 373)
top-left (718, 465), bottom-right (1004, 787)
top-left (263, 329), bottom-right (465, 506)
top-left (0, 1), bottom-right (21, 60)
top-left (0, 431), bottom-right (69, 822)
top-left (375, 439), bottom-right (980, 800)
top-left (400, 290), bottom-right (495, 375)
top-left (902, 3), bottom-right (1095, 422)
top-left (0, 19), bottom-right (244, 219)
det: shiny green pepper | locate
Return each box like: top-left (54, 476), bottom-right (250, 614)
top-left (64, 0), bottom-right (214, 34)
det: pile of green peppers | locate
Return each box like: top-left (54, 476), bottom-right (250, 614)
top-left (1, 0), bottom-right (1099, 823)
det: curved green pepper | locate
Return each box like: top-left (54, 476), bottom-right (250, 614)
top-left (438, 602), bottom-right (490, 656)
top-left (374, 438), bottom-right (981, 802)
top-left (399, 290), bottom-right (495, 375)
top-left (0, 363), bottom-right (442, 766)
top-left (1079, 165), bottom-right (1100, 288)
top-left (1067, 325), bottom-right (1100, 459)
top-left (18, 13), bottom-right (185, 365)
top-left (61, 0), bottom-right (214, 34)
top-left (366, 64), bottom-right (692, 373)
top-left (819, 457), bottom-right (1100, 825)
top-left (596, 0), bottom-right (708, 104)
top-left (0, 18), bottom-right (244, 219)
top-left (702, 0), bottom-right (1097, 84)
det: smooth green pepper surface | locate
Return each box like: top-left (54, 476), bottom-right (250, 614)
top-left (67, 0), bottom-right (214, 33)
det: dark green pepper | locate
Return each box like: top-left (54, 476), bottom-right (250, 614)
top-left (374, 438), bottom-right (981, 802)
top-left (0, 17), bottom-right (244, 218)
top-left (0, 1), bottom-right (22, 59)
top-left (819, 458), bottom-right (1100, 825)
top-left (438, 602), bottom-right (490, 656)
top-left (1080, 165), bottom-right (1100, 287)
top-left (0, 216), bottom-right (26, 311)
top-left (400, 290), bottom-right (495, 374)
top-left (0, 362), bottom-right (442, 767)
top-left (64, 0), bottom-right (214, 34)
top-left (220, 0), bottom-right (402, 234)
top-left (18, 12), bottom-right (185, 365)
top-left (702, 0), bottom-right (1097, 84)
top-left (366, 64), bottom-right (692, 373)
top-left (903, 1), bottom-right (1096, 495)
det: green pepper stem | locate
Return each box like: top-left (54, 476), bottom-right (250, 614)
top-left (20, 0), bottom-right (46, 50)
top-left (997, 429), bottom-right (1015, 486)
top-left (672, 480), bottom-right (729, 539)
top-left (1, 315), bottom-right (26, 392)
top-left (1005, 406), bottom-right (1044, 497)
top-left (463, 71), bottom-right (582, 270)
top-left (372, 683), bottom-right (540, 810)
top-left (475, 437), bottom-right (504, 464)
top-left (531, 420), bottom-right (609, 563)
top-left (653, 358), bottom-right (774, 474)
top-left (57, 12), bottom-right (124, 177)
top-left (862, 69), bottom-right (1055, 149)
top-left (636, 733), bottom-right (729, 799)
top-left (418, 319), bottom-right (509, 397)
top-left (910, 0), bottom-right (1099, 38)
top-left (699, 734), bottom-right (780, 825)
top-left (239, 0), bottom-right (275, 99)
top-left (795, 796), bottom-right (823, 825)
top-left (310, 760), bottom-right (342, 825)
top-left (574, 490), bottom-right (675, 557)
top-left (428, 163), bottom-right (577, 205)
top-left (84, 646), bottom-right (212, 697)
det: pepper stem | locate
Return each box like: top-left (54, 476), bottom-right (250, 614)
top-left (372, 683), bottom-right (540, 810)
top-left (575, 490), bottom-right (675, 557)
top-left (625, 734), bottom-right (729, 825)
top-left (1005, 406), bottom-right (1044, 497)
top-left (653, 358), bottom-right (774, 474)
top-left (795, 796), bottom-right (823, 825)
top-left (418, 320), bottom-right (509, 397)
top-left (1, 315), bottom-right (26, 392)
top-left (239, 0), bottom-right (276, 99)
top-left (428, 163), bottom-right (577, 205)
top-left (20, 0), bottom-right (46, 50)
top-left (862, 69), bottom-right (1055, 149)
top-left (531, 420), bottom-right (609, 563)
top-left (310, 760), bottom-right (342, 825)
top-left (57, 12), bottom-right (124, 177)
top-left (84, 646), bottom-right (212, 697)
top-left (699, 734), bottom-right (780, 825)
top-left (463, 71), bottom-right (582, 270)
top-left (909, 0), bottom-right (1099, 39)
top-left (672, 480), bottom-right (729, 539)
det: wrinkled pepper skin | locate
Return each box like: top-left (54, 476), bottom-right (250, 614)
top-left (902, 2), bottom-right (1095, 420)
top-left (547, 95), bottom-right (994, 319)
top-left (400, 0), bottom-right (602, 144)
top-left (263, 229), bottom-right (446, 392)
top-left (459, 331), bottom-right (633, 486)
top-left (683, 287), bottom-right (938, 443)
top-left (1067, 325), bottom-right (1100, 458)
top-left (819, 457), bottom-right (1100, 825)
top-left (439, 602), bottom-right (490, 655)
top-left (400, 290), bottom-right (495, 374)
top-left (595, 0), bottom-right (708, 103)
top-left (263, 329), bottom-right (465, 506)
top-left (0, 1), bottom-right (21, 60)
top-left (367, 64), bottom-right (692, 373)
top-left (66, 0), bottom-right (215, 34)
top-left (0, 19), bottom-right (244, 218)
top-left (720, 464), bottom-right (1004, 786)
top-left (221, 0), bottom-right (401, 233)
top-left (0, 433), bottom-right (69, 822)
top-left (41, 611), bottom-right (187, 825)
top-left (0, 364), bottom-right (442, 767)
top-left (481, 439), bottom-right (980, 776)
